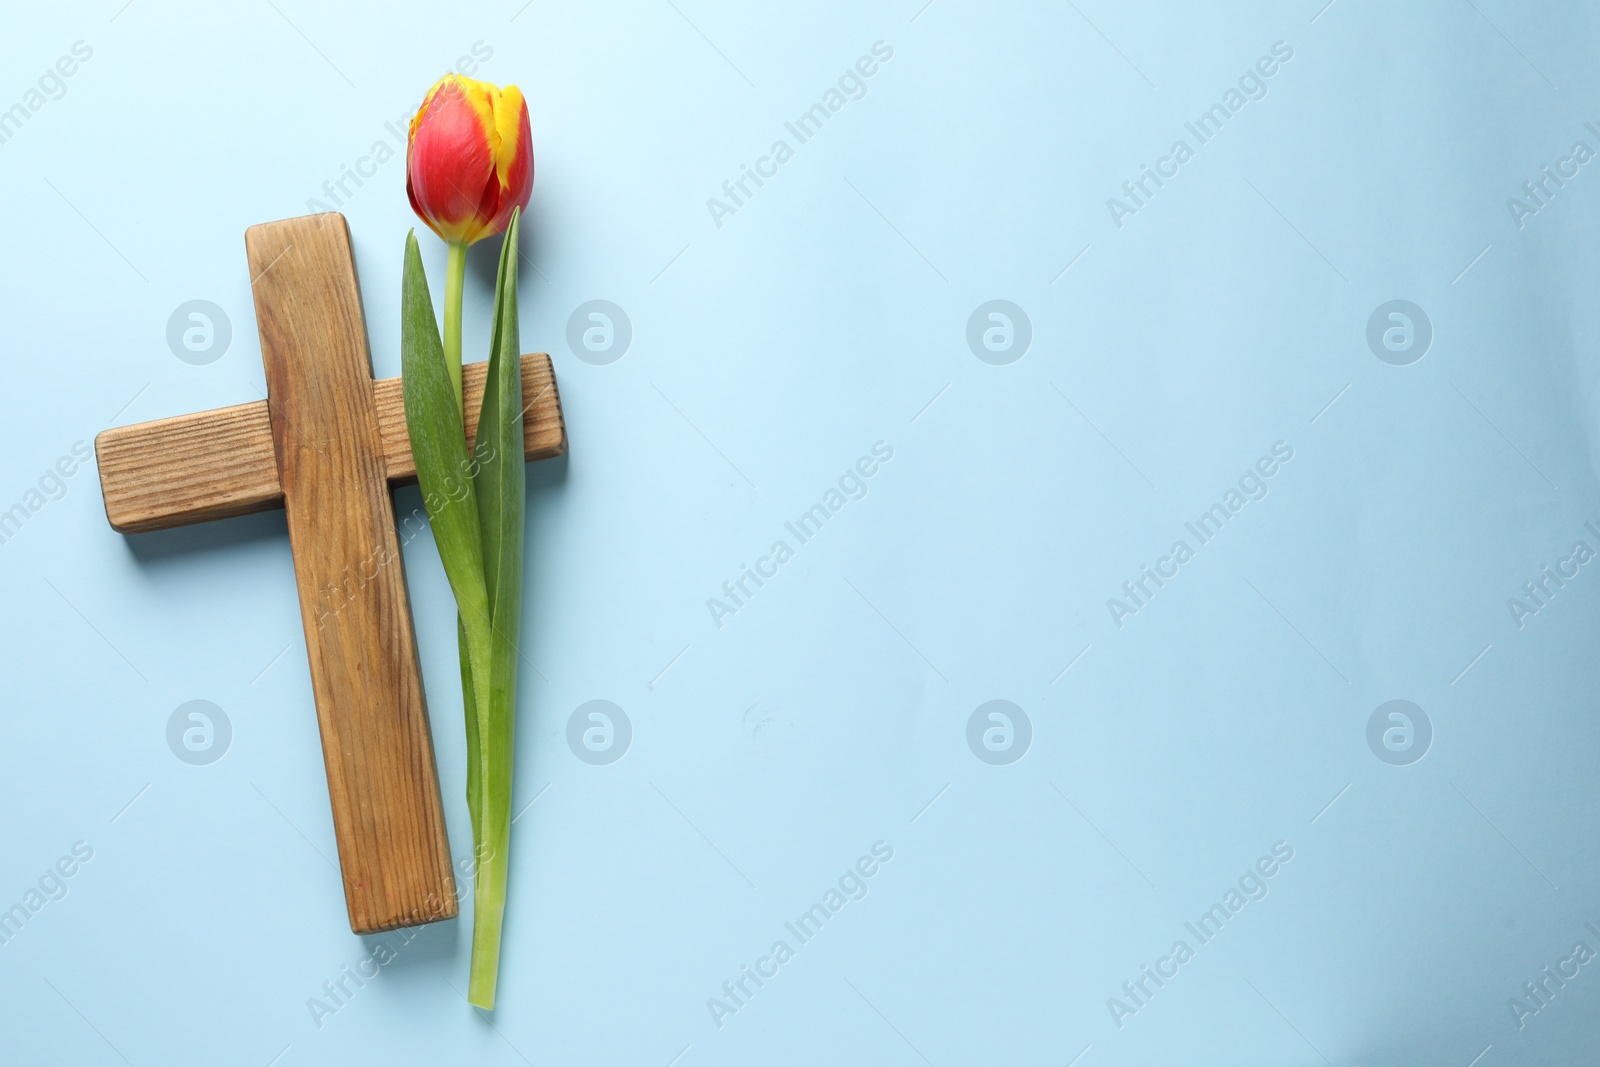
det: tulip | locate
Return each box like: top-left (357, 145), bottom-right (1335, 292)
top-left (406, 73), bottom-right (533, 411)
top-left (402, 73), bottom-right (534, 1013)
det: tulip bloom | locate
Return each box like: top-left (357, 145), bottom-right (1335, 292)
top-left (408, 74), bottom-right (533, 246)
top-left (407, 74), bottom-right (533, 409)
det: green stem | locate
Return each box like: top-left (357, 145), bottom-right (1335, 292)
top-left (461, 609), bottom-right (508, 1009)
top-left (462, 613), bottom-right (512, 1009)
top-left (443, 240), bottom-right (468, 413)
top-left (468, 824), bottom-right (508, 1008)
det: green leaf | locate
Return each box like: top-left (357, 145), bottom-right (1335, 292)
top-left (465, 210), bottom-right (525, 1010)
top-left (477, 211), bottom-right (525, 640)
top-left (458, 617), bottom-right (481, 846)
top-left (399, 230), bottom-right (496, 824)
top-left (401, 221), bottom-right (526, 1011)
top-left (400, 232), bottom-right (491, 637)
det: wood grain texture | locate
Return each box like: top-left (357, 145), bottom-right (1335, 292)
top-left (247, 213), bottom-right (456, 934)
top-left (95, 353), bottom-right (564, 533)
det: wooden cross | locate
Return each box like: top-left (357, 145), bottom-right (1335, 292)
top-left (94, 213), bottom-right (565, 933)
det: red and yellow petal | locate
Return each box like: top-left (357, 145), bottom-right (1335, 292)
top-left (406, 74), bottom-right (534, 246)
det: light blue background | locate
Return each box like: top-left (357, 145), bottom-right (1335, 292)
top-left (2, 0), bottom-right (1599, 1063)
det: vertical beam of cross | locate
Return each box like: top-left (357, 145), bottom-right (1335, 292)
top-left (246, 214), bottom-right (456, 933)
